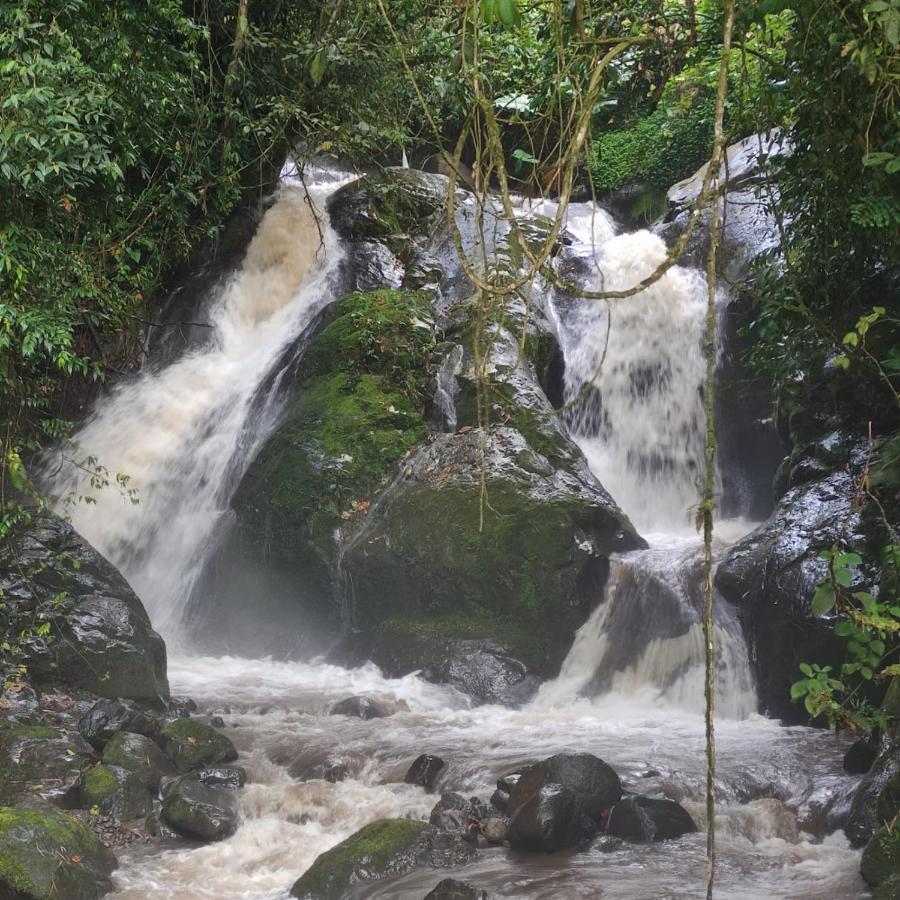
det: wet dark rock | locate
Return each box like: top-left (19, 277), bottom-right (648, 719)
top-left (497, 772), bottom-right (522, 794)
top-left (0, 805), bottom-right (117, 899)
top-left (197, 766), bottom-right (247, 789)
top-left (848, 739), bottom-right (900, 848)
top-left (101, 731), bottom-right (175, 789)
top-left (594, 833), bottom-right (625, 852)
top-left (423, 878), bottom-right (490, 900)
top-left (0, 679), bottom-right (40, 718)
top-left (161, 775), bottom-right (239, 841)
top-left (507, 782), bottom-right (587, 852)
top-left (508, 753), bottom-right (621, 824)
top-left (1, 724), bottom-right (96, 805)
top-left (0, 515), bottom-right (169, 703)
top-left (329, 696), bottom-right (390, 720)
top-left (606, 795), bottom-right (697, 842)
top-left (422, 642), bottom-right (540, 707)
top-left (661, 131), bottom-right (788, 279)
top-left (845, 735), bottom-right (882, 775)
top-left (406, 755), bottom-right (446, 791)
top-left (862, 826), bottom-right (900, 889)
top-left (323, 757), bottom-right (349, 784)
top-left (77, 699), bottom-right (160, 750)
top-left (167, 697), bottom-right (198, 719)
top-left (289, 818), bottom-right (474, 900)
top-left (716, 444), bottom-right (869, 723)
top-left (210, 716), bottom-right (226, 729)
top-left (489, 789), bottom-right (510, 814)
top-left (79, 764), bottom-right (153, 822)
top-left (158, 719), bottom-right (238, 773)
top-left (429, 793), bottom-right (477, 833)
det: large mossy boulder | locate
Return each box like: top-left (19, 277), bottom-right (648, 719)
top-left (345, 424), bottom-right (641, 677)
top-left (158, 719), bottom-right (238, 773)
top-left (289, 818), bottom-right (473, 900)
top-left (78, 764), bottom-right (153, 822)
top-left (0, 806), bottom-right (117, 899)
top-left (0, 515), bottom-right (168, 703)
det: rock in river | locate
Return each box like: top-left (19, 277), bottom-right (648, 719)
top-left (606, 795), bottom-right (697, 842)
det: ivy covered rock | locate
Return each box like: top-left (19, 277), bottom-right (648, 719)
top-left (0, 515), bottom-right (169, 703)
top-left (158, 719), bottom-right (238, 773)
top-left (289, 819), bottom-right (474, 900)
top-left (0, 806), bottom-right (117, 899)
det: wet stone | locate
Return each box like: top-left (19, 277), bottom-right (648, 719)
top-left (406, 754), bottom-right (446, 791)
top-left (102, 731), bottom-right (175, 789)
top-left (329, 696), bottom-right (389, 720)
top-left (77, 698), bottom-right (160, 750)
top-left (423, 878), bottom-right (490, 899)
top-left (489, 789), bottom-right (510, 814)
top-left (606, 795), bottom-right (697, 842)
top-left (197, 766), bottom-right (247, 789)
top-left (323, 757), bottom-right (349, 784)
top-left (161, 775), bottom-right (239, 841)
top-left (430, 793), bottom-right (474, 831)
top-left (158, 719), bottom-right (238, 773)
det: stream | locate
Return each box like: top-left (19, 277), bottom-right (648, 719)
top-left (48, 165), bottom-right (869, 898)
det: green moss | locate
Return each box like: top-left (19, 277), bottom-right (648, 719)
top-left (233, 289), bottom-right (434, 580)
top-left (82, 765), bottom-right (119, 800)
top-left (589, 91), bottom-right (716, 191)
top-left (876, 874), bottom-right (900, 900)
top-left (4, 724), bottom-right (56, 741)
top-left (290, 818), bottom-right (429, 900)
top-left (878, 772), bottom-right (900, 827)
top-left (862, 826), bottom-right (900, 887)
top-left (0, 805), bottom-right (113, 898)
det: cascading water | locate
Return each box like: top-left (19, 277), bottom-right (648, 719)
top-left (44, 178), bottom-right (347, 641)
top-left (42, 171), bottom-right (865, 898)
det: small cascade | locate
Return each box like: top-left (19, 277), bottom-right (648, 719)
top-left (534, 536), bottom-right (757, 718)
top-left (43, 176), bottom-right (348, 642)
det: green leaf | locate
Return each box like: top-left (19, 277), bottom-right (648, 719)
top-left (309, 49), bottom-right (327, 86)
top-left (799, 662), bottom-right (814, 677)
top-left (812, 581), bottom-right (836, 616)
top-left (791, 681), bottom-right (809, 699)
top-left (512, 148), bottom-right (540, 165)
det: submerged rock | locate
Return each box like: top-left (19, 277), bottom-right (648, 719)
top-left (424, 641), bottom-right (539, 707)
top-left (406, 755), bottom-right (446, 791)
top-left (423, 878), bottom-right (490, 900)
top-left (329, 696), bottom-right (390, 720)
top-left (430, 794), bottom-right (475, 831)
top-left (0, 805), bottom-right (117, 899)
top-left (161, 775), bottom-right (239, 841)
top-left (606, 795), bottom-right (697, 842)
top-left (158, 719), bottom-right (238, 773)
top-left (0, 515), bottom-right (169, 703)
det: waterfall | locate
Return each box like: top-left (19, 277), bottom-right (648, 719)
top-left (43, 177), bottom-right (347, 642)
top-left (535, 201), bottom-right (756, 717)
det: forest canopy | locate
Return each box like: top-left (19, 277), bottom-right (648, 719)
top-left (1, 0), bottom-right (898, 523)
